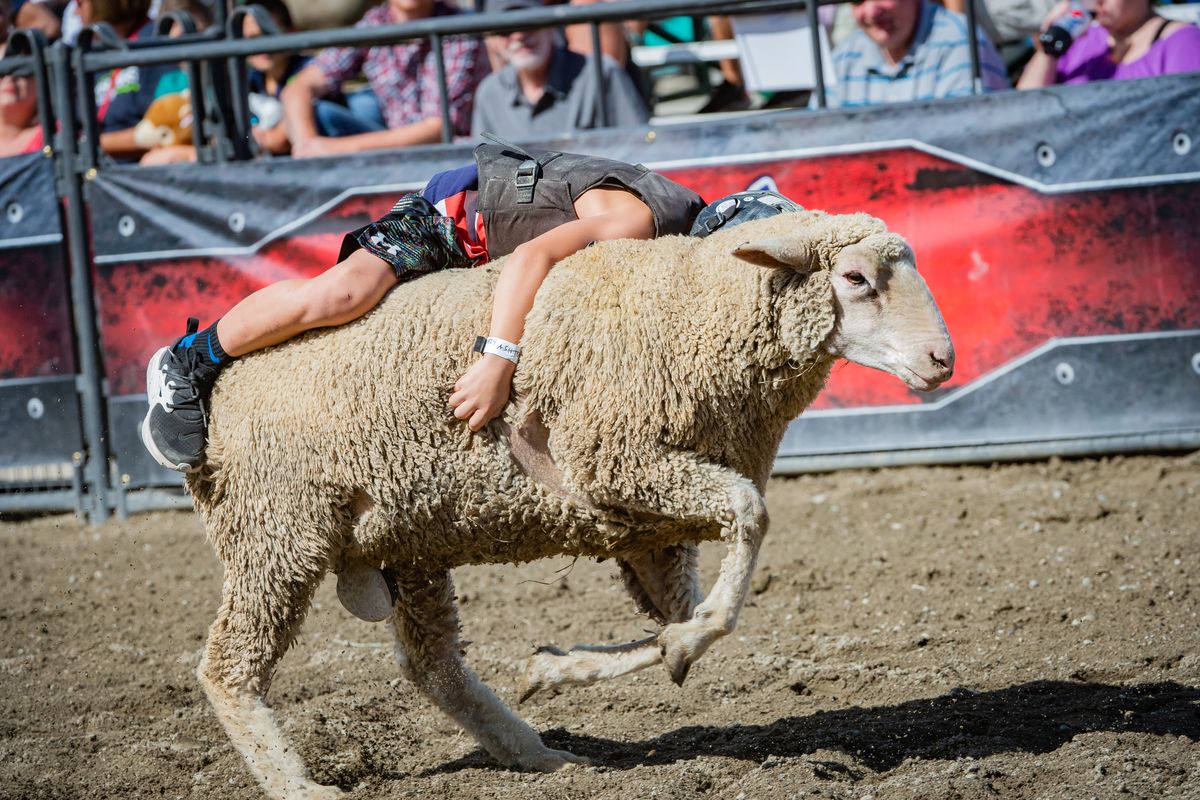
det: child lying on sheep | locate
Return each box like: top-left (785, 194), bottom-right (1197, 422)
top-left (140, 139), bottom-right (706, 475)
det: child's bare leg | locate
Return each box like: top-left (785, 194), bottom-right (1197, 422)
top-left (217, 250), bottom-right (397, 355)
top-left (141, 250), bottom-right (396, 474)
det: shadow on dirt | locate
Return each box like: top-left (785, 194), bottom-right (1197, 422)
top-left (426, 680), bottom-right (1200, 776)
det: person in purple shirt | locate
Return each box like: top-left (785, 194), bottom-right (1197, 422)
top-left (1018, 0), bottom-right (1200, 87)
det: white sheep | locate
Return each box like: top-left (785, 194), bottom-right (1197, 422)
top-left (189, 209), bottom-right (953, 799)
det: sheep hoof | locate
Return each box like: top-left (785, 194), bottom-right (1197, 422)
top-left (664, 652), bottom-right (691, 686)
top-left (659, 637), bottom-right (693, 687)
top-left (520, 747), bottom-right (591, 771)
top-left (335, 562), bottom-right (395, 622)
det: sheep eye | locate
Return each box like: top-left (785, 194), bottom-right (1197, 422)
top-left (845, 271), bottom-right (867, 286)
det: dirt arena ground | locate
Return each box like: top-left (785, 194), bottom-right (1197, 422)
top-left (1, 453), bottom-right (1198, 799)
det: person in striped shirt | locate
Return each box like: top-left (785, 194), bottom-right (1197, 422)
top-left (822, 0), bottom-right (1009, 108)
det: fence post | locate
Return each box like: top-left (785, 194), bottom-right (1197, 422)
top-left (48, 42), bottom-right (112, 523)
top-left (6, 30), bottom-right (55, 156)
top-left (806, 0), bottom-right (826, 109)
top-left (589, 23), bottom-right (608, 128)
top-left (965, 0), bottom-right (982, 94)
top-left (431, 31), bottom-right (453, 144)
top-left (155, 11), bottom-right (214, 163)
top-left (225, 5), bottom-right (267, 160)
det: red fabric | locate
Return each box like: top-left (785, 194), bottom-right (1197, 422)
top-left (22, 126), bottom-right (43, 154)
top-left (433, 188), bottom-right (488, 264)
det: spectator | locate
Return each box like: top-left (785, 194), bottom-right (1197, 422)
top-left (136, 0), bottom-right (213, 166)
top-left (242, 0), bottom-right (307, 155)
top-left (1017, 0), bottom-right (1200, 88)
top-left (823, 0), bottom-right (1009, 108)
top-left (697, 15), bottom-right (750, 113)
top-left (152, 0), bottom-right (213, 98)
top-left (0, 43), bottom-right (44, 157)
top-left (281, 0), bottom-right (488, 159)
top-left (12, 0), bottom-right (65, 41)
top-left (79, 0), bottom-right (172, 160)
top-left (547, 0), bottom-right (652, 113)
top-left (557, 0), bottom-right (632, 67)
top-left (471, 0), bottom-right (647, 139)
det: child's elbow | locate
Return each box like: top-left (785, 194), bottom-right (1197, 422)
top-left (506, 243), bottom-right (558, 273)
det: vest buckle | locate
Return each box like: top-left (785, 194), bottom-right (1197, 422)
top-left (515, 159), bottom-right (540, 203)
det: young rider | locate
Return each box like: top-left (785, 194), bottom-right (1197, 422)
top-left (140, 138), bottom-right (707, 473)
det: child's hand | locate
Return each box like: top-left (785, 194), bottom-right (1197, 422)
top-left (450, 355), bottom-right (517, 431)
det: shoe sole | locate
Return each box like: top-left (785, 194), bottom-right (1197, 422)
top-left (140, 346), bottom-right (201, 474)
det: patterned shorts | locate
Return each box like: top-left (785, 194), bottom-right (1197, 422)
top-left (338, 194), bottom-right (474, 282)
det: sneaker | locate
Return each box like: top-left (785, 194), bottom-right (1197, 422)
top-left (140, 323), bottom-right (218, 472)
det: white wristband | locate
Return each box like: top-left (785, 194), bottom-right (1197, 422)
top-left (473, 335), bottom-right (521, 364)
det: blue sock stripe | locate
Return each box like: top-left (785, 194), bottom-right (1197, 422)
top-left (176, 332), bottom-right (197, 350)
top-left (206, 330), bottom-right (221, 365)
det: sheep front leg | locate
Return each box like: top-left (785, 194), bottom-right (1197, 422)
top-left (390, 569), bottom-right (589, 771)
top-left (651, 469), bottom-right (768, 686)
top-left (521, 545), bottom-right (702, 700)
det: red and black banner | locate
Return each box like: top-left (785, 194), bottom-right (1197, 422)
top-left (0, 152), bottom-right (83, 471)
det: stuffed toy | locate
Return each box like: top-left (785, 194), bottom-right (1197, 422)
top-left (248, 92), bottom-right (283, 130)
top-left (134, 90), bottom-right (194, 149)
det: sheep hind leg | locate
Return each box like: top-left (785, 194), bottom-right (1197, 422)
top-left (520, 545), bottom-right (701, 701)
top-left (391, 569), bottom-right (588, 771)
top-left (198, 560), bottom-right (338, 800)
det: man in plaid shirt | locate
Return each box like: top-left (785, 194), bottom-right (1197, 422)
top-left (281, 0), bottom-right (489, 158)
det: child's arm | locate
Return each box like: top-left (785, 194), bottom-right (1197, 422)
top-left (450, 193), bottom-right (655, 431)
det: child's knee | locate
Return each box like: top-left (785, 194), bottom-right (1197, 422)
top-left (306, 257), bottom-right (393, 323)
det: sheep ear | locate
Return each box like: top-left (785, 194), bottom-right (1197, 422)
top-left (732, 237), bottom-right (818, 272)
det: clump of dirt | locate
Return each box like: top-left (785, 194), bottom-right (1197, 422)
top-left (1, 453), bottom-right (1197, 799)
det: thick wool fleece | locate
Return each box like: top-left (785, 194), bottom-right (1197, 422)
top-left (189, 211), bottom-right (886, 588)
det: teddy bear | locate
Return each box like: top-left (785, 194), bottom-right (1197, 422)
top-left (133, 90), bottom-right (194, 150)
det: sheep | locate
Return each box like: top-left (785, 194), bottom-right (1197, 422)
top-left (188, 209), bottom-right (954, 799)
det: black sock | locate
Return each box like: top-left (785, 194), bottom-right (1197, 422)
top-left (176, 319), bottom-right (233, 365)
top-left (174, 319), bottom-right (236, 393)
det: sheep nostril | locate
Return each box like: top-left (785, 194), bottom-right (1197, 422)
top-left (929, 349), bottom-right (954, 376)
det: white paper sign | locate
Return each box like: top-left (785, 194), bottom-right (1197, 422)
top-left (731, 12), bottom-right (837, 93)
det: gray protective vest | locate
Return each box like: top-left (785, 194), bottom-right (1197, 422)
top-left (474, 139), bottom-right (706, 259)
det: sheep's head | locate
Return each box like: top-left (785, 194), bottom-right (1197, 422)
top-left (732, 214), bottom-right (953, 392)
top-left (823, 232), bottom-right (953, 390)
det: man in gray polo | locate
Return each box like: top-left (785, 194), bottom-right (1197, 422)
top-left (471, 0), bottom-right (648, 139)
